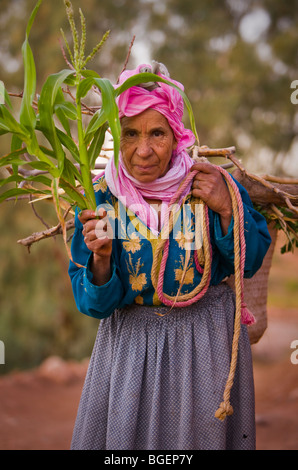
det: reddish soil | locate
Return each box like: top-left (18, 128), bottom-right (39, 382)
top-left (0, 236), bottom-right (297, 450)
top-left (0, 305), bottom-right (297, 451)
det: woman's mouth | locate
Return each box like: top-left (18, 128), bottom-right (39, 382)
top-left (135, 165), bottom-right (156, 173)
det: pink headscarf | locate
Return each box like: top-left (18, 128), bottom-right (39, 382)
top-left (116, 63), bottom-right (196, 154)
top-left (104, 63), bottom-right (196, 234)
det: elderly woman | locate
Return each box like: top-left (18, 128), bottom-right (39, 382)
top-left (69, 63), bottom-right (271, 450)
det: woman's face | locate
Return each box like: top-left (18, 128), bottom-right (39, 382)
top-left (120, 109), bottom-right (177, 183)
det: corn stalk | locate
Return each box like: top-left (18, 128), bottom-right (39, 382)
top-left (0, 0), bottom-right (199, 228)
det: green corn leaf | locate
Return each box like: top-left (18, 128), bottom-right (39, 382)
top-left (62, 158), bottom-right (82, 187)
top-left (11, 135), bottom-right (23, 153)
top-left (55, 128), bottom-right (80, 163)
top-left (28, 142), bottom-right (59, 174)
top-left (51, 176), bottom-right (78, 260)
top-left (0, 175), bottom-right (24, 187)
top-left (0, 157), bottom-right (29, 168)
top-left (81, 70), bottom-right (101, 79)
top-left (0, 175), bottom-right (23, 187)
top-left (38, 145), bottom-right (55, 158)
top-left (63, 74), bottom-right (77, 87)
top-left (0, 105), bottom-right (30, 141)
top-left (20, 36), bottom-right (37, 132)
top-left (59, 178), bottom-right (88, 209)
top-left (19, 0), bottom-right (42, 133)
top-left (55, 101), bottom-right (77, 121)
top-left (0, 147), bottom-right (29, 168)
top-left (75, 76), bottom-right (113, 210)
top-left (25, 0), bottom-right (43, 37)
top-left (0, 82), bottom-right (12, 109)
top-left (51, 177), bottom-right (63, 219)
top-left (77, 77), bottom-right (119, 139)
top-left (88, 121), bottom-right (109, 169)
top-left (39, 69), bottom-right (75, 126)
top-left (93, 78), bottom-right (121, 170)
top-left (0, 173), bottom-right (52, 188)
top-left (38, 69), bottom-right (75, 174)
top-left (0, 187), bottom-right (51, 204)
top-left (77, 76), bottom-right (120, 171)
top-left (10, 135), bottom-right (23, 180)
top-left (36, 119), bottom-right (80, 163)
top-left (55, 105), bottom-right (72, 137)
top-left (2, 0), bottom-right (57, 177)
top-left (54, 89), bottom-right (77, 137)
top-left (76, 76), bottom-right (95, 101)
top-left (25, 160), bottom-right (53, 172)
top-left (84, 108), bottom-right (107, 145)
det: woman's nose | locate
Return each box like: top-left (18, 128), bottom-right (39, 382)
top-left (136, 137), bottom-right (152, 157)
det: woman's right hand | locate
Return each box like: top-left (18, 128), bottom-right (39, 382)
top-left (79, 208), bottom-right (113, 258)
top-left (79, 208), bottom-right (113, 285)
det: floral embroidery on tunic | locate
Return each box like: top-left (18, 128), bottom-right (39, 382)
top-left (125, 254), bottom-right (147, 291)
top-left (123, 232), bottom-right (142, 253)
top-left (94, 177), bottom-right (107, 193)
top-left (134, 295), bottom-right (144, 305)
top-left (174, 254), bottom-right (195, 285)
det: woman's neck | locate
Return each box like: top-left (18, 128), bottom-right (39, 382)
top-left (143, 198), bottom-right (162, 231)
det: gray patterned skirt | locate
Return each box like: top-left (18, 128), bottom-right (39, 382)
top-left (71, 283), bottom-right (255, 450)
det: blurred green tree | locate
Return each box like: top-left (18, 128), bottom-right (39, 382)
top-left (147, 0), bottom-right (298, 176)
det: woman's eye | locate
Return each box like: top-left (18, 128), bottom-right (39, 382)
top-left (123, 130), bottom-right (137, 138)
top-left (152, 130), bottom-right (164, 137)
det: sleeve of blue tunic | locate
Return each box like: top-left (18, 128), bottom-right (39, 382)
top-left (210, 177), bottom-right (272, 282)
top-left (68, 210), bottom-right (125, 319)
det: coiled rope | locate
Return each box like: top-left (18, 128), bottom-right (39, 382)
top-left (151, 161), bottom-right (255, 421)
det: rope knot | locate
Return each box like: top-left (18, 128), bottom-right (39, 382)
top-left (241, 301), bottom-right (256, 326)
top-left (214, 401), bottom-right (234, 421)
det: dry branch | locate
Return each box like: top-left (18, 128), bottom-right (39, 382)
top-left (17, 218), bottom-right (75, 251)
top-left (232, 169), bottom-right (298, 209)
top-left (14, 146), bottom-right (298, 249)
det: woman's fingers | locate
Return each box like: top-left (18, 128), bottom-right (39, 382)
top-left (191, 161), bottom-right (214, 174)
top-left (95, 217), bottom-right (113, 240)
top-left (79, 208), bottom-right (113, 254)
top-left (190, 162), bottom-right (232, 216)
top-left (78, 209), bottom-right (97, 225)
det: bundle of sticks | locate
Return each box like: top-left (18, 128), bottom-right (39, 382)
top-left (14, 146), bottom-right (298, 251)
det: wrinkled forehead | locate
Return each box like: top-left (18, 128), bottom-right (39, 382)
top-left (120, 109), bottom-right (174, 133)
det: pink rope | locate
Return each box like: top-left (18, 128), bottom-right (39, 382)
top-left (218, 167), bottom-right (255, 325)
top-left (156, 170), bottom-right (212, 307)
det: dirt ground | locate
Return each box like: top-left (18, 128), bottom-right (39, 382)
top-left (0, 237), bottom-right (297, 451)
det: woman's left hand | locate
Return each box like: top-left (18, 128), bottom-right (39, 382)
top-left (190, 161), bottom-right (232, 234)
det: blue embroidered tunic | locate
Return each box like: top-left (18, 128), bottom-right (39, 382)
top-left (68, 175), bottom-right (271, 319)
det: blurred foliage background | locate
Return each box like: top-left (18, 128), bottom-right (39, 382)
top-left (0, 0), bottom-right (297, 373)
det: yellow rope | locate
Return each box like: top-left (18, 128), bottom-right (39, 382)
top-left (151, 196), bottom-right (212, 303)
top-left (150, 169), bottom-right (245, 422)
top-left (215, 178), bottom-right (242, 421)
